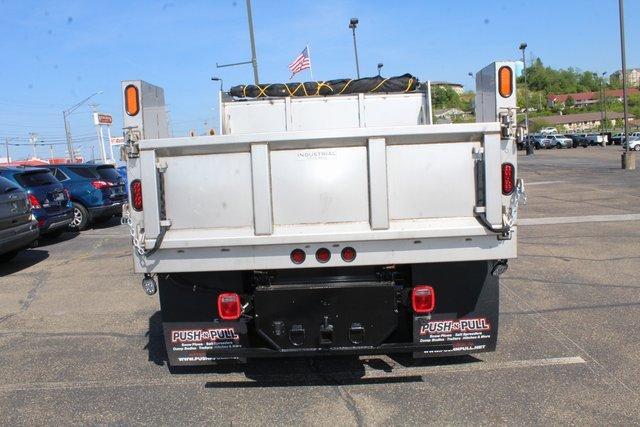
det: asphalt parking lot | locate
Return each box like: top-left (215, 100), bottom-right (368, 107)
top-left (1, 146), bottom-right (639, 425)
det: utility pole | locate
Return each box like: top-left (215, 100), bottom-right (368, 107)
top-left (349, 18), bottom-right (360, 79)
top-left (619, 0), bottom-right (634, 169)
top-left (3, 137), bottom-right (14, 164)
top-left (29, 133), bottom-right (38, 159)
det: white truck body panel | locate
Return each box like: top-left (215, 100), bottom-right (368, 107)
top-left (122, 62), bottom-right (518, 274)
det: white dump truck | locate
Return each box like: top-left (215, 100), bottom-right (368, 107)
top-left (121, 62), bottom-right (525, 366)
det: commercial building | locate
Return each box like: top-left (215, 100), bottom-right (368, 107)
top-left (530, 111), bottom-right (634, 132)
top-left (610, 68), bottom-right (640, 87)
top-left (547, 88), bottom-right (639, 108)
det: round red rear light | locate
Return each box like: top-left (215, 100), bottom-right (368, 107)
top-left (341, 247), bottom-right (356, 262)
top-left (315, 248), bottom-right (331, 263)
top-left (290, 249), bottom-right (306, 264)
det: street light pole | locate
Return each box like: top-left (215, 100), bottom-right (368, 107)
top-left (245, 0), bottom-right (259, 85)
top-left (618, 0), bottom-right (633, 169)
top-left (519, 43), bottom-right (529, 136)
top-left (63, 91), bottom-right (103, 162)
top-left (602, 72), bottom-right (608, 132)
top-left (349, 18), bottom-right (360, 79)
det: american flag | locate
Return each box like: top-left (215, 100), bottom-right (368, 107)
top-left (288, 47), bottom-right (311, 78)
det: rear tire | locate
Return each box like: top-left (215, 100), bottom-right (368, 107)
top-left (0, 250), bottom-right (19, 262)
top-left (69, 202), bottom-right (90, 231)
top-left (634, 145), bottom-right (640, 151)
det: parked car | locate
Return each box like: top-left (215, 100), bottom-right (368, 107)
top-left (612, 132), bottom-right (640, 145)
top-left (44, 163), bottom-right (127, 230)
top-left (547, 134), bottom-right (573, 149)
top-left (540, 127), bottom-right (557, 134)
top-left (583, 133), bottom-right (604, 146)
top-left (116, 165), bottom-right (127, 181)
top-left (623, 137), bottom-right (640, 151)
top-left (0, 167), bottom-right (73, 237)
top-left (0, 176), bottom-right (39, 262)
top-left (567, 133), bottom-right (590, 148)
top-left (528, 134), bottom-right (554, 149)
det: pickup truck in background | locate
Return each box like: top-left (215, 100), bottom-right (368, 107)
top-left (120, 61), bottom-right (525, 366)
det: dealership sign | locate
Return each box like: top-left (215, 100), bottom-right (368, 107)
top-left (93, 113), bottom-right (113, 126)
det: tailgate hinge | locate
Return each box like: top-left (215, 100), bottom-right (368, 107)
top-left (156, 159), bottom-right (168, 173)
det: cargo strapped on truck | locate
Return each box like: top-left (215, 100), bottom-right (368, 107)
top-left (228, 74), bottom-right (419, 98)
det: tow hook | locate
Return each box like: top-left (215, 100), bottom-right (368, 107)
top-left (491, 260), bottom-right (509, 276)
top-left (142, 274), bottom-right (158, 295)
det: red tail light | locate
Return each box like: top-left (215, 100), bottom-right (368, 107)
top-left (411, 285), bottom-right (435, 314)
top-left (28, 194), bottom-right (41, 209)
top-left (315, 248), bottom-right (331, 263)
top-left (502, 163), bottom-right (515, 195)
top-left (217, 293), bottom-right (241, 320)
top-left (341, 247), bottom-right (356, 262)
top-left (91, 180), bottom-right (110, 189)
top-left (290, 249), bottom-right (306, 264)
top-left (130, 180), bottom-right (143, 211)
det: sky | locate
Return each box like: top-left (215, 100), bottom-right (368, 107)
top-left (0, 0), bottom-right (638, 161)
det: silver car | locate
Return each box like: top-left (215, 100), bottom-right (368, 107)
top-left (528, 134), bottom-right (553, 149)
top-left (547, 134), bottom-right (573, 149)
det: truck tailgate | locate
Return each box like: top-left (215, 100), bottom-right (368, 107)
top-left (138, 123), bottom-right (504, 250)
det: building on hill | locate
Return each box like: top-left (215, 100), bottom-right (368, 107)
top-left (547, 88), bottom-right (640, 108)
top-left (530, 112), bottom-right (634, 132)
top-left (610, 68), bottom-right (640, 87)
top-left (430, 81), bottom-right (464, 95)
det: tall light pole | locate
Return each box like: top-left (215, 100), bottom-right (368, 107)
top-left (618, 0), bottom-right (633, 169)
top-left (519, 43), bottom-right (529, 136)
top-left (246, 0), bottom-right (259, 85)
top-left (349, 18), bottom-right (360, 79)
top-left (602, 71), bottom-right (608, 133)
top-left (215, 0), bottom-right (260, 85)
top-left (377, 63), bottom-right (383, 76)
top-left (63, 90), bottom-right (103, 162)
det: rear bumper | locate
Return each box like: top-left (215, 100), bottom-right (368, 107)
top-left (159, 261), bottom-right (499, 366)
top-left (88, 201), bottom-right (125, 218)
top-left (0, 220), bottom-right (39, 255)
top-left (40, 210), bottom-right (73, 233)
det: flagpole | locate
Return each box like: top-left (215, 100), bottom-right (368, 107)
top-left (306, 44), bottom-right (314, 81)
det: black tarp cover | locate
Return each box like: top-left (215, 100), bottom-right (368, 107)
top-left (229, 74), bottom-right (418, 98)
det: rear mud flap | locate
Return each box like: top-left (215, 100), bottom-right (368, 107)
top-left (163, 321), bottom-right (249, 366)
top-left (411, 261), bottom-right (499, 358)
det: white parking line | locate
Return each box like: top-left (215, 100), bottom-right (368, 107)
top-left (0, 356), bottom-right (585, 392)
top-left (519, 213), bottom-right (640, 226)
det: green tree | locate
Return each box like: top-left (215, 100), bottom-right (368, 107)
top-left (565, 96), bottom-right (575, 108)
top-left (431, 86), bottom-right (462, 109)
